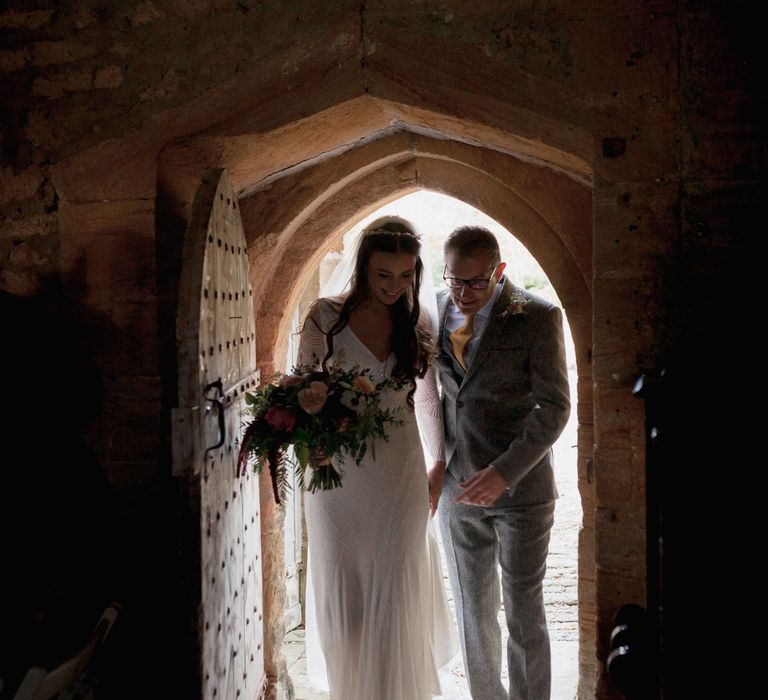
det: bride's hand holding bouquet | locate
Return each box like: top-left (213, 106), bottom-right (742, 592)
top-left (236, 360), bottom-right (403, 504)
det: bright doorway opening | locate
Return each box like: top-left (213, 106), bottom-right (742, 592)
top-left (282, 191), bottom-right (580, 700)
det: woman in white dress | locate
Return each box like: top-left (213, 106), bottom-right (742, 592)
top-left (297, 217), bottom-right (457, 699)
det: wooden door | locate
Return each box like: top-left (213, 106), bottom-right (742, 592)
top-left (172, 169), bottom-right (266, 699)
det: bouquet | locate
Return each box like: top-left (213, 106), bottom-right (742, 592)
top-left (236, 361), bottom-right (404, 504)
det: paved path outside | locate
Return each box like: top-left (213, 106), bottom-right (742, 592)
top-left (284, 370), bottom-right (581, 699)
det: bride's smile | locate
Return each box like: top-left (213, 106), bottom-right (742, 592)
top-left (366, 250), bottom-right (417, 307)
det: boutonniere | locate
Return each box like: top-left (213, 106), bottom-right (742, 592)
top-left (500, 291), bottom-right (529, 318)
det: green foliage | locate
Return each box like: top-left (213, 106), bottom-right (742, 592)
top-left (522, 275), bottom-right (548, 291)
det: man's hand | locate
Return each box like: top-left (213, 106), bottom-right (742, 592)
top-left (455, 465), bottom-right (508, 506)
top-left (427, 460), bottom-right (447, 517)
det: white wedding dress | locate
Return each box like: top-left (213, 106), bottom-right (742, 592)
top-left (297, 299), bottom-right (458, 700)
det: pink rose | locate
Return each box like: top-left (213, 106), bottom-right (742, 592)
top-left (298, 381), bottom-right (328, 414)
top-left (279, 374), bottom-right (303, 388)
top-left (265, 406), bottom-right (296, 432)
top-left (353, 375), bottom-right (375, 395)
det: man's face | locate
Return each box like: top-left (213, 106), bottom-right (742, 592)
top-left (444, 250), bottom-right (506, 316)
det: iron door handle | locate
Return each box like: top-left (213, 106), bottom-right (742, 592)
top-left (204, 379), bottom-right (225, 452)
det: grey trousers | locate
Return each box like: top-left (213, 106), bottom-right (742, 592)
top-left (438, 472), bottom-right (555, 700)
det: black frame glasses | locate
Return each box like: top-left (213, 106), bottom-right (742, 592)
top-left (442, 264), bottom-right (499, 290)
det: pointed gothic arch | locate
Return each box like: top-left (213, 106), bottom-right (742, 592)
top-left (152, 96), bottom-right (608, 698)
top-left (226, 129), bottom-right (597, 695)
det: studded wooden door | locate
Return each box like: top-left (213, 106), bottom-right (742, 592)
top-left (172, 169), bottom-right (266, 699)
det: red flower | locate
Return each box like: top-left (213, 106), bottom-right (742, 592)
top-left (265, 405), bottom-right (296, 432)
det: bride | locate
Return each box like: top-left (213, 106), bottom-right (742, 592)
top-left (297, 216), bottom-right (457, 699)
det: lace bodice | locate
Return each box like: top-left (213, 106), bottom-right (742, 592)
top-left (297, 298), bottom-right (445, 464)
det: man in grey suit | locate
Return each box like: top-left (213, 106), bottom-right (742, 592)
top-left (429, 226), bottom-right (570, 700)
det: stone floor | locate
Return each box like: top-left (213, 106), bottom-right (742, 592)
top-left (283, 371), bottom-right (581, 699)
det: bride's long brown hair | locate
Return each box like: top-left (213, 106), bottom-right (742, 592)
top-left (320, 217), bottom-right (433, 408)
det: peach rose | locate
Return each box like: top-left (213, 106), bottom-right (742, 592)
top-left (279, 374), bottom-right (303, 388)
top-left (353, 375), bottom-right (375, 395)
top-left (298, 381), bottom-right (328, 414)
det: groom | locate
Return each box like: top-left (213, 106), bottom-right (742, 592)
top-left (431, 226), bottom-right (570, 700)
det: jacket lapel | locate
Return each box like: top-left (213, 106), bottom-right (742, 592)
top-left (460, 278), bottom-right (518, 388)
top-left (436, 289), bottom-right (466, 380)
top-left (437, 289), bottom-right (450, 343)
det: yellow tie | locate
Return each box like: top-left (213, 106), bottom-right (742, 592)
top-left (450, 313), bottom-right (476, 370)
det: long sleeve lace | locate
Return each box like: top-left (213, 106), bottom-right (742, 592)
top-left (297, 300), bottom-right (329, 370)
top-left (414, 363), bottom-right (446, 464)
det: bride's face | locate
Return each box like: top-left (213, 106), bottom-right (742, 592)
top-left (365, 250), bottom-right (417, 307)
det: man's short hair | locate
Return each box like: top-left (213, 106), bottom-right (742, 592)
top-left (444, 226), bottom-right (501, 265)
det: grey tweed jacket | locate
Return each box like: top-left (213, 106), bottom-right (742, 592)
top-left (436, 278), bottom-right (571, 506)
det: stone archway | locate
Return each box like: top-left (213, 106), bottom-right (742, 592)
top-left (155, 96), bottom-right (604, 697)
top-left (219, 124), bottom-right (596, 694)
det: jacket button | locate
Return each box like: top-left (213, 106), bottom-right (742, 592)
top-left (457, 400), bottom-right (464, 408)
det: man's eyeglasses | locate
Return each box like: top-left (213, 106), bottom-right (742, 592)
top-left (442, 264), bottom-right (499, 290)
